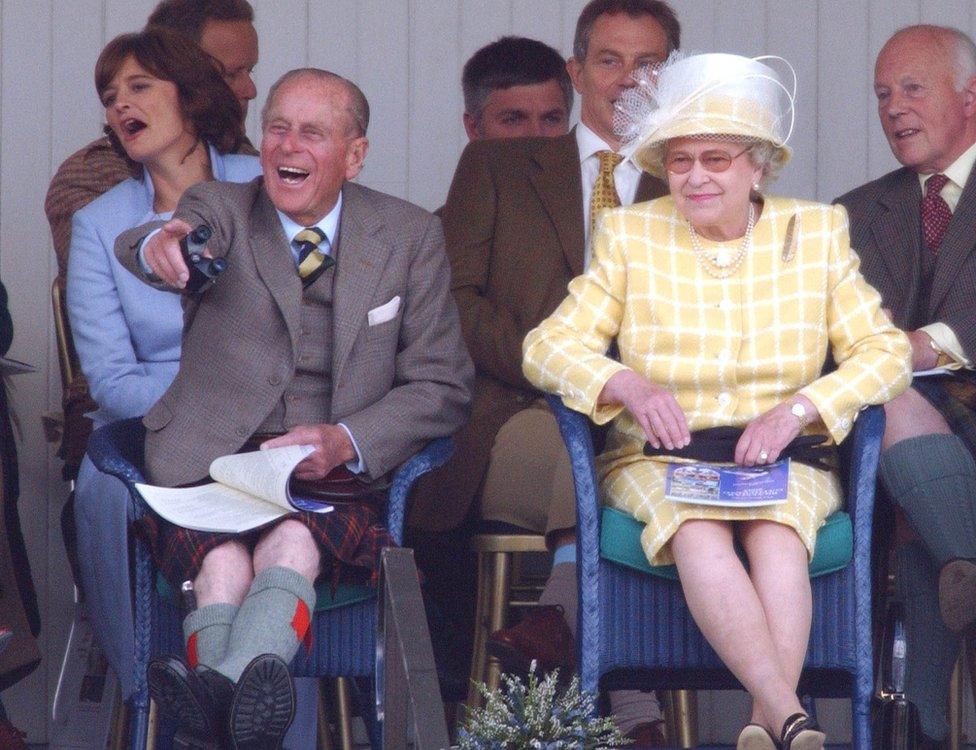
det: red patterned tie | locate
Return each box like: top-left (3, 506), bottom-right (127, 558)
top-left (921, 173), bottom-right (952, 255)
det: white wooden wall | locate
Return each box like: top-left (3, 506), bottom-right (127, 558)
top-left (2, 0), bottom-right (975, 743)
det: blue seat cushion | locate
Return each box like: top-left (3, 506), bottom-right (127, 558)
top-left (599, 506), bottom-right (852, 580)
top-left (156, 575), bottom-right (373, 612)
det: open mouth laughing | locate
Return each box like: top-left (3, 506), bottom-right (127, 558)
top-left (120, 117), bottom-right (147, 137)
top-left (277, 166), bottom-right (310, 184)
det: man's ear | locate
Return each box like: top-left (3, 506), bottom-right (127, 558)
top-left (567, 57), bottom-right (583, 94)
top-left (463, 112), bottom-right (480, 141)
top-left (962, 74), bottom-right (976, 116)
top-left (345, 137), bottom-right (369, 180)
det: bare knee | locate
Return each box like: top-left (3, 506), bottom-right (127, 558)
top-left (671, 519), bottom-right (735, 568)
top-left (739, 521), bottom-right (808, 580)
top-left (883, 388), bottom-right (951, 450)
top-left (253, 519), bottom-right (320, 583)
top-left (194, 540), bottom-right (253, 606)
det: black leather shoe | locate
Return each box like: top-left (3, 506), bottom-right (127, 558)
top-left (228, 654), bottom-right (295, 750)
top-left (147, 656), bottom-right (223, 749)
top-left (780, 712), bottom-right (825, 750)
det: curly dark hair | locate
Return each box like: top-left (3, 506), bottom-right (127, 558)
top-left (95, 27), bottom-right (244, 172)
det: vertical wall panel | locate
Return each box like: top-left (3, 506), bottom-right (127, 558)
top-left (713, 0), bottom-right (765, 56)
top-left (103, 0), bottom-right (157, 39)
top-left (356, 1), bottom-right (410, 198)
top-left (512, 0), bottom-right (565, 50)
top-left (0, 0), bottom-right (58, 741)
top-left (817, 1), bottom-right (871, 200)
top-left (407, 0), bottom-right (462, 209)
top-left (865, 0), bottom-right (919, 181)
top-left (50, 0), bottom-right (105, 164)
top-left (767, 0), bottom-right (818, 200)
top-left (673, 0), bottom-right (717, 54)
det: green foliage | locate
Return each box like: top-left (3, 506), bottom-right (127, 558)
top-left (458, 663), bottom-right (627, 749)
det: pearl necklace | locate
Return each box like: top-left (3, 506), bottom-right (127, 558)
top-left (688, 203), bottom-right (756, 279)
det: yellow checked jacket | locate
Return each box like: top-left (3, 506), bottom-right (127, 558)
top-left (523, 195), bottom-right (913, 564)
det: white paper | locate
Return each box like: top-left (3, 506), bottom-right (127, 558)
top-left (913, 365), bottom-right (956, 378)
top-left (136, 481), bottom-right (297, 533)
top-left (135, 443), bottom-right (334, 533)
top-left (210, 444), bottom-right (314, 506)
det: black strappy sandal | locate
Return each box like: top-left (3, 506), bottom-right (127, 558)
top-left (780, 712), bottom-right (825, 750)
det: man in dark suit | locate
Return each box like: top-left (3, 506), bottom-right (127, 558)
top-left (836, 25), bottom-right (976, 749)
top-left (409, 0), bottom-right (678, 742)
top-left (118, 68), bottom-right (472, 748)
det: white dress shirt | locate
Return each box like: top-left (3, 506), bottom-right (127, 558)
top-left (577, 123), bottom-right (644, 267)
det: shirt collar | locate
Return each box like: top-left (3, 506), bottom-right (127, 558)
top-left (917, 140), bottom-right (976, 192)
top-left (575, 122), bottom-right (630, 164)
top-left (275, 191), bottom-right (343, 248)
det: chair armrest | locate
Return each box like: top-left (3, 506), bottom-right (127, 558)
top-left (86, 417), bottom-right (148, 520)
top-left (386, 437), bottom-right (453, 545)
top-left (545, 394), bottom-right (601, 565)
top-left (844, 404), bottom-right (884, 554)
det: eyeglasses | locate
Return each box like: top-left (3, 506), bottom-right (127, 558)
top-left (664, 145), bottom-right (753, 175)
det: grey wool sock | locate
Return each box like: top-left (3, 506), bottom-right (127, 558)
top-left (896, 541), bottom-right (959, 741)
top-left (183, 602), bottom-right (238, 671)
top-left (880, 434), bottom-right (976, 566)
top-left (215, 566), bottom-right (317, 683)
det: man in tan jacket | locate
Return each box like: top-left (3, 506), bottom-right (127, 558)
top-left (117, 69), bottom-right (472, 749)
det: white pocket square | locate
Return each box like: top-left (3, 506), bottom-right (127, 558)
top-left (367, 295), bottom-right (401, 326)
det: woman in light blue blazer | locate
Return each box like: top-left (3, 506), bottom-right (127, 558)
top-left (67, 28), bottom-right (260, 699)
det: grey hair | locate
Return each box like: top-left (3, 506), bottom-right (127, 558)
top-left (262, 68), bottom-right (370, 137)
top-left (747, 140), bottom-right (787, 187)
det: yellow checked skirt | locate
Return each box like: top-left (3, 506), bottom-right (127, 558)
top-left (600, 453), bottom-right (842, 567)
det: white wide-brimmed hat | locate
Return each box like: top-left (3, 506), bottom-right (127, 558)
top-left (615, 52), bottom-right (796, 177)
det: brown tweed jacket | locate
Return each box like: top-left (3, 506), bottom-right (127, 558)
top-left (115, 178), bottom-right (473, 487)
top-left (407, 131), bottom-right (666, 531)
top-left (836, 163), bottom-right (976, 359)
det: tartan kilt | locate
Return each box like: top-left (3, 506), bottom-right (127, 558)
top-left (913, 370), bottom-right (976, 456)
top-left (137, 494), bottom-right (393, 590)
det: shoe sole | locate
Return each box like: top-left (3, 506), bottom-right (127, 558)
top-left (939, 560), bottom-right (976, 632)
top-left (147, 661), bottom-right (218, 742)
top-left (737, 724), bottom-right (777, 750)
top-left (230, 656), bottom-right (295, 750)
top-left (786, 729), bottom-right (826, 750)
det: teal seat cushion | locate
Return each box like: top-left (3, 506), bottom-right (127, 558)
top-left (599, 506), bottom-right (852, 580)
top-left (156, 574), bottom-right (373, 612)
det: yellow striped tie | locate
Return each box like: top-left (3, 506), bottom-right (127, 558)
top-left (294, 227), bottom-right (334, 287)
top-left (589, 150), bottom-right (624, 237)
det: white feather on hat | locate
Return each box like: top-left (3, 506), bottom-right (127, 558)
top-left (614, 52), bottom-right (797, 177)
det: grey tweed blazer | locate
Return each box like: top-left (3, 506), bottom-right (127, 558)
top-left (836, 163), bottom-right (976, 360)
top-left (116, 178), bottom-right (473, 487)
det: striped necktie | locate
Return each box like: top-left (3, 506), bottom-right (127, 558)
top-left (293, 227), bottom-right (334, 287)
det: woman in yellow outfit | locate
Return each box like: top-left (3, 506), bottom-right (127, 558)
top-left (522, 53), bottom-right (912, 750)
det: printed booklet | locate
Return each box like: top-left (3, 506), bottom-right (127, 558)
top-left (665, 459), bottom-right (789, 507)
top-left (136, 444), bottom-right (333, 533)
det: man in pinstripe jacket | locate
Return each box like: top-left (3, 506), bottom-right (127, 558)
top-left (836, 25), bottom-right (976, 749)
